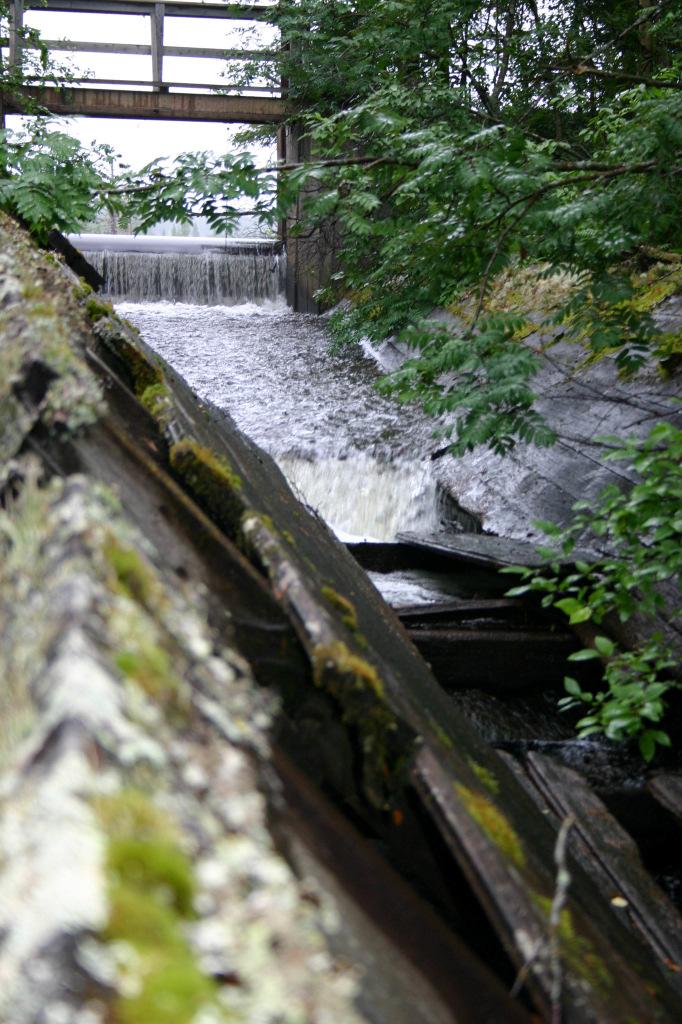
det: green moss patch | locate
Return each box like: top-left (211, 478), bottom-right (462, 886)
top-left (170, 440), bottom-right (244, 539)
top-left (108, 837), bottom-right (195, 917)
top-left (115, 644), bottom-right (187, 717)
top-left (96, 789), bottom-right (222, 1024)
top-left (321, 585), bottom-right (359, 632)
top-left (94, 790), bottom-right (179, 846)
top-left (139, 382), bottom-right (171, 422)
top-left (103, 534), bottom-right (157, 607)
top-left (533, 894), bottom-right (613, 993)
top-left (427, 715), bottom-right (454, 750)
top-left (467, 759), bottom-right (500, 795)
top-left (455, 784), bottom-right (525, 868)
top-left (312, 640), bottom-right (403, 808)
top-left (84, 296), bottom-right (116, 322)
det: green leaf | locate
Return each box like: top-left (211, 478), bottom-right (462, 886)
top-left (568, 648), bottom-right (601, 662)
top-left (569, 606), bottom-right (593, 624)
top-left (564, 677), bottom-right (583, 698)
top-left (638, 731), bottom-right (657, 763)
top-left (593, 636), bottom-right (616, 657)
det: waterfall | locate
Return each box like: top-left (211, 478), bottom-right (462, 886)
top-left (70, 234), bottom-right (286, 306)
top-left (278, 455), bottom-right (444, 542)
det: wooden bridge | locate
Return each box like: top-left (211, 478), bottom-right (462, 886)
top-left (2, 0), bottom-right (286, 122)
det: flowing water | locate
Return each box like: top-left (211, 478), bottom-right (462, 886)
top-left (81, 234), bottom-right (286, 306)
top-left (79, 235), bottom-right (457, 599)
top-left (118, 300), bottom-right (446, 544)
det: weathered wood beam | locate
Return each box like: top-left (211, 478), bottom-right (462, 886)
top-left (26, 76), bottom-right (278, 93)
top-left (413, 745), bottom-right (682, 1022)
top-left (406, 626), bottom-right (578, 691)
top-left (8, 0), bottom-right (23, 67)
top-left (150, 1), bottom-right (165, 92)
top-left (23, 0), bottom-right (272, 18)
top-left (11, 38), bottom-right (278, 59)
top-left (648, 774), bottom-right (682, 828)
top-left (526, 753), bottom-right (682, 993)
top-left (11, 84), bottom-right (285, 121)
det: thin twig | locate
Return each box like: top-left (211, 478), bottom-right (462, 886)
top-left (549, 815), bottom-right (575, 1024)
top-left (510, 814), bottom-right (575, 1020)
top-left (552, 64), bottom-right (682, 91)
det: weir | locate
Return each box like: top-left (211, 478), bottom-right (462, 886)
top-left (70, 233), bottom-right (286, 305)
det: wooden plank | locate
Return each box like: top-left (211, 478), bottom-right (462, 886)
top-left (30, 75), bottom-right (278, 93)
top-left (414, 745), bottom-right (682, 1022)
top-left (397, 597), bottom-right (527, 623)
top-left (163, 43), bottom-right (277, 60)
top-left (407, 627), bottom-right (577, 691)
top-left (150, 2), bottom-right (165, 92)
top-left (398, 530), bottom-right (562, 569)
top-left (11, 86), bottom-right (285, 122)
top-left (9, 0), bottom-right (23, 67)
top-left (15, 38), bottom-right (278, 59)
top-left (26, 0), bottom-right (272, 18)
top-left (526, 753), bottom-right (682, 988)
top-left (648, 774), bottom-right (682, 827)
top-left (346, 539), bottom-right (510, 593)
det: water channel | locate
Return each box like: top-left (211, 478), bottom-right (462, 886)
top-left (76, 239), bottom-right (681, 905)
top-left (77, 233), bottom-right (466, 605)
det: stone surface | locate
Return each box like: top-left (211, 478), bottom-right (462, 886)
top-left (0, 470), bottom-right (363, 1024)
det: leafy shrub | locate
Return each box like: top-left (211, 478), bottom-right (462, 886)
top-left (504, 422), bottom-right (682, 759)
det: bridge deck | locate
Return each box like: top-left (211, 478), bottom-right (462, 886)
top-left (4, 0), bottom-right (283, 122)
top-left (9, 85), bottom-right (285, 122)
top-left (23, 1), bottom-right (273, 19)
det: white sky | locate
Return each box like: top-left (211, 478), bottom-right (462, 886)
top-left (4, 4), bottom-right (278, 170)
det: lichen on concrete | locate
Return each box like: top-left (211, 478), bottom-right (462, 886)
top-left (0, 467), bottom-right (363, 1023)
top-left (0, 215), bottom-right (106, 459)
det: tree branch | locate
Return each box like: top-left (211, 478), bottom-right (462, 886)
top-left (553, 63), bottom-right (682, 91)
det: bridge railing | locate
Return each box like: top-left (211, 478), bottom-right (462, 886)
top-left (3, 0), bottom-right (280, 96)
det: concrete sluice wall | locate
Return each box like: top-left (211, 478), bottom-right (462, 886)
top-left (2, 214), bottom-right (682, 1024)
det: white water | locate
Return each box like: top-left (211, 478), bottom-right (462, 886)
top-left (92, 241), bottom-right (454, 552)
top-left (118, 300), bottom-right (447, 544)
top-left (89, 248), bottom-right (286, 305)
top-left (280, 456), bottom-right (441, 542)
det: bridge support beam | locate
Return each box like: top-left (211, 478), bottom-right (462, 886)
top-left (151, 2), bottom-right (166, 93)
top-left (283, 124), bottom-right (339, 314)
top-left (9, 0), bottom-right (23, 68)
top-left (9, 86), bottom-right (285, 123)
